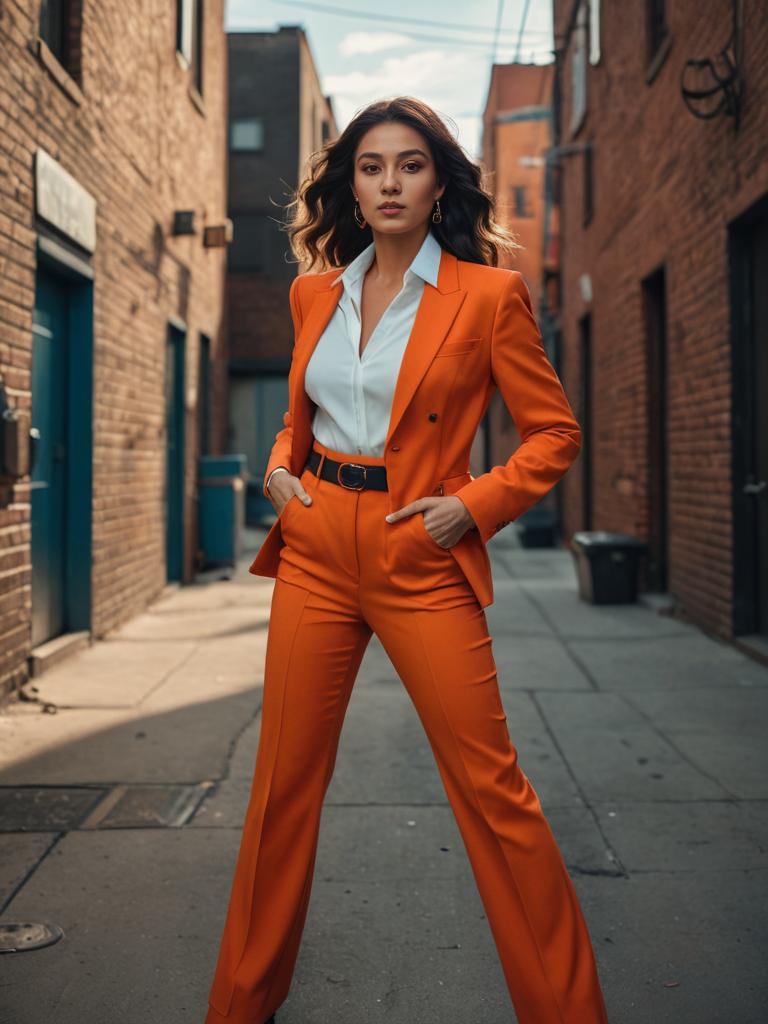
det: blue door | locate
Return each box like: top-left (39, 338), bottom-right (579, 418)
top-left (31, 271), bottom-right (68, 644)
top-left (165, 326), bottom-right (186, 582)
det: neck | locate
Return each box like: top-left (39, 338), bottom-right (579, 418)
top-left (368, 224), bottom-right (430, 286)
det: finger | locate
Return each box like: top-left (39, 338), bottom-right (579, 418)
top-left (295, 488), bottom-right (312, 505)
top-left (386, 498), bottom-right (434, 522)
top-left (385, 504), bottom-right (416, 522)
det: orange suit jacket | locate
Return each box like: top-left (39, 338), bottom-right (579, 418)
top-left (248, 246), bottom-right (582, 609)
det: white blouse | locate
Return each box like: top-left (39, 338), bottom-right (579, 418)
top-left (266, 228), bottom-right (443, 493)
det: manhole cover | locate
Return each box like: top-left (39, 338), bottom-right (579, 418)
top-left (0, 922), bottom-right (64, 953)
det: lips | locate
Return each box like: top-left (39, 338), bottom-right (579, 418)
top-left (378, 203), bottom-right (404, 210)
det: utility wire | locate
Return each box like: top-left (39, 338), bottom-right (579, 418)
top-left (491, 0), bottom-right (506, 64)
top-left (270, 0), bottom-right (551, 39)
top-left (514, 0), bottom-right (533, 61)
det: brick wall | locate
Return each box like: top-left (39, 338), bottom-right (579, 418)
top-left (0, 0), bottom-right (228, 698)
top-left (553, 0), bottom-right (768, 638)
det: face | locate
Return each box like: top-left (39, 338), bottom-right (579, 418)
top-left (351, 121), bottom-right (445, 236)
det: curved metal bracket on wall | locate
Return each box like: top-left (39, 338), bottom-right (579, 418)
top-left (680, 0), bottom-right (743, 129)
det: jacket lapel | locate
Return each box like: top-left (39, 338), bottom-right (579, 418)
top-left (288, 246), bottom-right (467, 463)
top-left (384, 250), bottom-right (466, 447)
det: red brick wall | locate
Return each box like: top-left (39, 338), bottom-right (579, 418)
top-left (0, 0), bottom-right (228, 698)
top-left (553, 0), bottom-right (768, 638)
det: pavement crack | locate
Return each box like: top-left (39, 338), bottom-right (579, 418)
top-left (0, 831), bottom-right (65, 916)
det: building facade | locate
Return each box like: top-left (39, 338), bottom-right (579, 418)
top-left (480, 61), bottom-right (568, 544)
top-left (0, 0), bottom-right (229, 699)
top-left (226, 25), bottom-right (337, 520)
top-left (552, 0), bottom-right (768, 648)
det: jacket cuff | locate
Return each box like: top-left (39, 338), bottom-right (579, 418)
top-left (453, 477), bottom-right (513, 545)
top-left (263, 465), bottom-right (290, 498)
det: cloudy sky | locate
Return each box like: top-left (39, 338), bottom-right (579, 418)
top-left (225, 0), bottom-right (555, 158)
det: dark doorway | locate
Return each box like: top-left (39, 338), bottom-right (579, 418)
top-left (730, 195), bottom-right (768, 638)
top-left (578, 313), bottom-right (593, 529)
top-left (642, 265), bottom-right (669, 592)
top-left (165, 324), bottom-right (186, 582)
top-left (198, 333), bottom-right (211, 457)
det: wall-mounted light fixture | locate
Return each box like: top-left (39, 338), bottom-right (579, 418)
top-left (172, 210), bottom-right (196, 236)
top-left (203, 219), bottom-right (234, 248)
top-left (0, 377), bottom-right (32, 483)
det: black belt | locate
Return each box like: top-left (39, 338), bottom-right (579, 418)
top-left (304, 448), bottom-right (389, 491)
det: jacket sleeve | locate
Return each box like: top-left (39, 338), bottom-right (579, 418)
top-left (453, 271), bottom-right (582, 544)
top-left (261, 274), bottom-right (304, 497)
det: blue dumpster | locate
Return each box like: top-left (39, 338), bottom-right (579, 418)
top-left (198, 455), bottom-right (248, 567)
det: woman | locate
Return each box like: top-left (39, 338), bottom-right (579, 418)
top-left (205, 97), bottom-right (609, 1024)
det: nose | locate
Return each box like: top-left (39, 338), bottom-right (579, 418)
top-left (381, 168), bottom-right (401, 193)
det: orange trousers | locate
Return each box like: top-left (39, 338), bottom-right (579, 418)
top-left (206, 439), bottom-right (609, 1024)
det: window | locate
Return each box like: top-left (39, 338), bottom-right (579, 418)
top-left (177, 0), bottom-right (204, 95)
top-left (37, 0), bottom-right (83, 90)
top-left (40, 0), bottom-right (68, 63)
top-left (570, 0), bottom-right (588, 135)
top-left (645, 0), bottom-right (672, 83)
top-left (588, 0), bottom-right (601, 65)
top-left (646, 0), bottom-right (668, 62)
top-left (39, 0), bottom-right (82, 81)
top-left (512, 186), bottom-right (533, 218)
top-left (230, 118), bottom-right (265, 153)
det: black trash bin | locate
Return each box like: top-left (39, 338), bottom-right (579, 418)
top-left (570, 531), bottom-right (648, 604)
top-left (516, 502), bottom-right (559, 548)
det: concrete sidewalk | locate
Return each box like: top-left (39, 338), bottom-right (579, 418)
top-left (1, 527), bottom-right (766, 1023)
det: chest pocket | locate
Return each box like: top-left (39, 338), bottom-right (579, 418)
top-left (435, 337), bottom-right (482, 358)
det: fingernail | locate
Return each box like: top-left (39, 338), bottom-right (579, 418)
top-left (385, 514), bottom-right (393, 522)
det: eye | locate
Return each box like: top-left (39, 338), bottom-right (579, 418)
top-left (403, 161), bottom-right (422, 171)
top-left (362, 164), bottom-right (379, 173)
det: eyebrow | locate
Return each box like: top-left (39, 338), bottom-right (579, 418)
top-left (356, 149), bottom-right (429, 161)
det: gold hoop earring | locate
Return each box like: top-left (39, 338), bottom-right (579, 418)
top-left (431, 199), bottom-right (443, 224)
top-left (353, 198), bottom-right (366, 229)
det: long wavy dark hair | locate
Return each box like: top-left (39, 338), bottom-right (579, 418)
top-left (282, 96), bottom-right (520, 272)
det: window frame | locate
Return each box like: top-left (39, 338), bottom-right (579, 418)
top-left (229, 117), bottom-right (265, 154)
top-left (176, 0), bottom-right (204, 97)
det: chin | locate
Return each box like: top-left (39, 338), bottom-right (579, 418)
top-left (372, 217), bottom-right (420, 233)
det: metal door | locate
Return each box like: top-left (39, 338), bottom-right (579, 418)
top-left (31, 269), bottom-right (68, 644)
top-left (731, 198), bottom-right (768, 636)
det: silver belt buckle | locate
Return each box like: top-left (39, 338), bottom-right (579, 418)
top-left (337, 462), bottom-right (368, 490)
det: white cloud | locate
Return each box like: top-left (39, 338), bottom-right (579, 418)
top-left (325, 49), bottom-right (486, 156)
top-left (340, 32), bottom-right (412, 56)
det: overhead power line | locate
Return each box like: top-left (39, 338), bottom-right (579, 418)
top-left (271, 0), bottom-right (552, 40)
top-left (513, 0), bottom-right (533, 61)
top-left (491, 0), bottom-right (506, 63)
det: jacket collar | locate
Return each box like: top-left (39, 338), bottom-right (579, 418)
top-left (328, 228), bottom-right (443, 293)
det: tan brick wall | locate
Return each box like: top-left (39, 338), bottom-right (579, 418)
top-left (0, 0), bottom-right (228, 698)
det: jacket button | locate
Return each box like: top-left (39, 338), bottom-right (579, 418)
top-left (390, 445), bottom-right (400, 452)
top-left (428, 412), bottom-right (438, 422)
